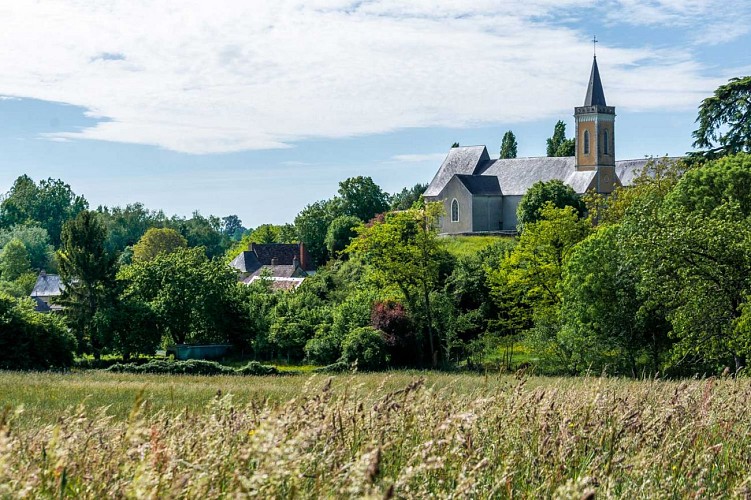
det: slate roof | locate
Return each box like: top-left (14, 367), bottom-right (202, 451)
top-left (423, 146), bottom-right (490, 197)
top-left (455, 174), bottom-right (502, 195)
top-left (230, 243), bottom-right (316, 276)
top-left (247, 264), bottom-right (305, 280)
top-left (475, 156), bottom-right (594, 195)
top-left (30, 273), bottom-right (63, 297)
top-left (229, 251), bottom-right (262, 274)
top-left (251, 243), bottom-right (316, 271)
top-left (426, 153), bottom-right (657, 199)
top-left (584, 57), bottom-right (607, 106)
top-left (615, 158), bottom-right (653, 186)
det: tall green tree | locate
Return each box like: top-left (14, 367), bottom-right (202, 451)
top-left (692, 76), bottom-right (751, 160)
top-left (560, 225), bottom-right (669, 376)
top-left (546, 121), bottom-right (575, 157)
top-left (0, 238), bottom-right (32, 281)
top-left (57, 210), bottom-right (118, 356)
top-left (295, 199), bottom-right (339, 265)
top-left (347, 203), bottom-right (448, 366)
top-left (625, 153), bottom-right (751, 372)
top-left (516, 179), bottom-right (585, 232)
top-left (500, 130), bottom-right (518, 159)
top-left (170, 211), bottom-right (226, 258)
top-left (491, 204), bottom-right (590, 372)
top-left (250, 224), bottom-right (282, 244)
top-left (390, 183), bottom-right (427, 211)
top-left (337, 176), bottom-right (390, 222)
top-left (325, 215), bottom-right (361, 258)
top-left (97, 203), bottom-right (166, 253)
top-left (0, 176), bottom-right (88, 246)
top-left (0, 225), bottom-right (55, 272)
top-left (0, 238), bottom-right (37, 298)
top-left (132, 227), bottom-right (188, 263)
top-left (221, 215), bottom-right (245, 240)
top-left (119, 247), bottom-right (240, 345)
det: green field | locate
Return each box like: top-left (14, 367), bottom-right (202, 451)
top-left (440, 234), bottom-right (513, 257)
top-left (2, 371), bottom-right (751, 498)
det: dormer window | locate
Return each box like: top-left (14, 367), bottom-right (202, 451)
top-left (583, 130), bottom-right (590, 155)
top-left (451, 199), bottom-right (459, 222)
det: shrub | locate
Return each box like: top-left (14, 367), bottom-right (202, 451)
top-left (0, 294), bottom-right (75, 370)
top-left (105, 359), bottom-right (279, 376)
top-left (340, 326), bottom-right (389, 371)
top-left (74, 355), bottom-right (151, 370)
top-left (106, 359), bottom-right (234, 375)
top-left (305, 324), bottom-right (343, 365)
top-left (235, 361), bottom-right (279, 376)
top-left (325, 215), bottom-right (361, 257)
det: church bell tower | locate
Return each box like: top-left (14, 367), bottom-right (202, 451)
top-left (575, 55), bottom-right (616, 193)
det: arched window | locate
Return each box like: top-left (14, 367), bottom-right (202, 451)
top-left (583, 130), bottom-right (590, 155)
top-left (451, 199), bottom-right (459, 222)
top-left (603, 129), bottom-right (609, 155)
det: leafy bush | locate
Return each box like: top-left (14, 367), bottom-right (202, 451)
top-left (106, 359), bottom-right (279, 376)
top-left (106, 359), bottom-right (234, 375)
top-left (305, 324), bottom-right (343, 365)
top-left (340, 326), bottom-right (389, 371)
top-left (325, 215), bottom-right (361, 257)
top-left (516, 179), bottom-right (585, 231)
top-left (0, 294), bottom-right (76, 370)
top-left (235, 361), bottom-right (279, 376)
top-left (74, 356), bottom-right (152, 370)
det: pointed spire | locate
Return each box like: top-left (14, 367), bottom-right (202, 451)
top-left (584, 56), bottom-right (607, 106)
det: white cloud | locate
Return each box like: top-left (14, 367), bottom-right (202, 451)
top-left (0, 1), bottom-right (742, 154)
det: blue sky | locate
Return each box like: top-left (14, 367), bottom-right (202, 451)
top-left (1, 1), bottom-right (750, 228)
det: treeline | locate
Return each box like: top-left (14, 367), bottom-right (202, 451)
top-left (6, 154), bottom-right (751, 377)
top-left (0, 172), bottom-right (428, 369)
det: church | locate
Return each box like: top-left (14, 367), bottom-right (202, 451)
top-left (423, 56), bottom-right (652, 233)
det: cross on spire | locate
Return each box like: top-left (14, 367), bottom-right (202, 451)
top-left (593, 35), bottom-right (598, 57)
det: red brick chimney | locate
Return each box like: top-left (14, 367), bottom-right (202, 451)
top-left (299, 242), bottom-right (308, 270)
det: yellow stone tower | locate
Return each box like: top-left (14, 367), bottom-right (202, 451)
top-left (575, 56), bottom-right (617, 193)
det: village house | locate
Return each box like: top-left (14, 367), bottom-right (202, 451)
top-left (424, 56), bottom-right (665, 233)
top-left (229, 242), bottom-right (315, 291)
top-left (29, 270), bottom-right (63, 313)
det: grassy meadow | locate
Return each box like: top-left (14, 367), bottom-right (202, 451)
top-left (440, 234), bottom-right (513, 257)
top-left (2, 371), bottom-right (751, 498)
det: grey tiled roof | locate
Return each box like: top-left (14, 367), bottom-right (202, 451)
top-left (585, 57), bottom-right (607, 106)
top-left (250, 243), bottom-right (316, 271)
top-left (477, 156), bottom-right (597, 195)
top-left (247, 265), bottom-right (307, 280)
top-left (615, 159), bottom-right (649, 187)
top-left (455, 174), bottom-right (502, 195)
top-left (229, 251), bottom-right (262, 273)
top-left (433, 154), bottom-right (664, 197)
top-left (424, 146), bottom-right (490, 197)
top-left (30, 273), bottom-right (63, 297)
